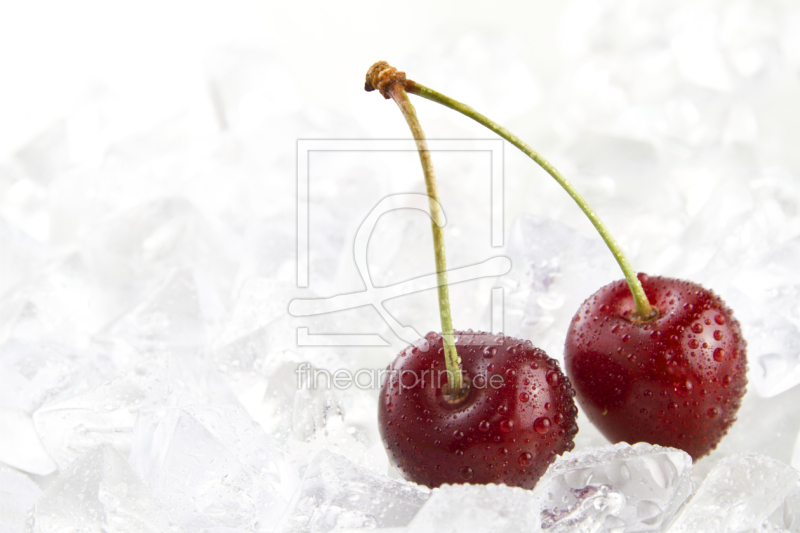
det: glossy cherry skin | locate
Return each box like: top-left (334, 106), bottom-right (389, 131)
top-left (379, 330), bottom-right (578, 489)
top-left (564, 274), bottom-right (747, 460)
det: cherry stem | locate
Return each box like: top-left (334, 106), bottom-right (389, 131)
top-left (405, 80), bottom-right (655, 321)
top-left (365, 63), bottom-right (463, 392)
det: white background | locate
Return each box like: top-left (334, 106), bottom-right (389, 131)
top-left (0, 0), bottom-right (575, 158)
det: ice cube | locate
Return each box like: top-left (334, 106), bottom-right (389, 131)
top-left (720, 237), bottom-right (800, 398)
top-left (0, 253), bottom-right (131, 347)
top-left (667, 452), bottom-right (800, 532)
top-left (692, 368), bottom-right (800, 480)
top-left (288, 374), bottom-right (388, 474)
top-left (0, 337), bottom-right (113, 415)
top-left (238, 216), bottom-right (297, 282)
top-left (211, 278), bottom-right (300, 358)
top-left (537, 442), bottom-right (693, 532)
top-left (8, 87), bottom-right (129, 188)
top-left (541, 484), bottom-right (626, 533)
top-left (212, 276), bottom-right (388, 388)
top-left (498, 215), bottom-right (618, 360)
top-left (129, 404), bottom-right (299, 532)
top-left (81, 196), bottom-right (236, 300)
top-left (274, 451), bottom-right (429, 533)
top-left (232, 350), bottom-right (300, 442)
top-left (0, 466), bottom-right (42, 533)
top-left (101, 269), bottom-right (208, 355)
top-left (218, 343), bottom-right (388, 473)
top-left (563, 134), bottom-right (676, 212)
top-left (33, 359), bottom-right (209, 469)
top-left (0, 409), bottom-right (56, 476)
top-left (405, 483), bottom-right (540, 533)
top-left (211, 277), bottom-right (391, 473)
top-left (27, 444), bottom-right (180, 533)
top-left (0, 217), bottom-right (51, 297)
top-left (554, 0), bottom-right (784, 161)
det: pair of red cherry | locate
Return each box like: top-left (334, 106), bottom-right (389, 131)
top-left (380, 275), bottom-right (747, 488)
top-left (365, 62), bottom-right (748, 489)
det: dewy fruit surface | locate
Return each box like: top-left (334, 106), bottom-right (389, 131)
top-left (379, 331), bottom-right (578, 489)
top-left (564, 274), bottom-right (747, 460)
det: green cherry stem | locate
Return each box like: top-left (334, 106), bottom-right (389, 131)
top-left (405, 79), bottom-right (655, 321)
top-left (365, 62), bottom-right (463, 393)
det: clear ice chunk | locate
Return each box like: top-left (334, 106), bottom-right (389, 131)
top-left (233, 350), bottom-right (301, 443)
top-left (26, 444), bottom-right (180, 533)
top-left (405, 483), bottom-right (540, 533)
top-left (719, 236), bottom-right (800, 398)
top-left (498, 215), bottom-right (618, 359)
top-left (101, 268), bottom-right (208, 355)
top-left (537, 442), bottom-right (693, 532)
top-left (288, 373), bottom-right (388, 474)
top-left (0, 217), bottom-right (51, 297)
top-left (541, 484), bottom-right (625, 533)
top-left (211, 278), bottom-right (390, 473)
top-left (218, 342), bottom-right (388, 473)
top-left (668, 452), bottom-right (800, 532)
top-left (33, 359), bottom-right (208, 469)
top-left (0, 466), bottom-right (42, 533)
top-left (694, 366), bottom-right (800, 478)
top-left (0, 253), bottom-right (131, 347)
top-left (211, 278), bottom-right (301, 366)
top-left (0, 409), bottom-right (56, 476)
top-left (81, 196), bottom-right (236, 300)
top-left (0, 337), bottom-right (111, 415)
top-left (129, 404), bottom-right (299, 532)
top-left (274, 451), bottom-right (430, 533)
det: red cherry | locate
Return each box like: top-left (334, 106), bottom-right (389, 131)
top-left (379, 331), bottom-right (579, 488)
top-left (564, 274), bottom-right (747, 460)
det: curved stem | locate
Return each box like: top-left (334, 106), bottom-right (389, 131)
top-left (406, 81), bottom-right (655, 320)
top-left (385, 83), bottom-right (463, 392)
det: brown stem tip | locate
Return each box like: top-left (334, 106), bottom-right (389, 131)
top-left (365, 61), bottom-right (407, 99)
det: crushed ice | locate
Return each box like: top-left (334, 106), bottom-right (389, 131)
top-left (2, 0), bottom-right (800, 532)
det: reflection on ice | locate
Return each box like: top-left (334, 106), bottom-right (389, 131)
top-left (537, 443), bottom-right (692, 532)
top-left (668, 453), bottom-right (800, 532)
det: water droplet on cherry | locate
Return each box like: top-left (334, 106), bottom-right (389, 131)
top-left (534, 417), bottom-right (551, 434)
